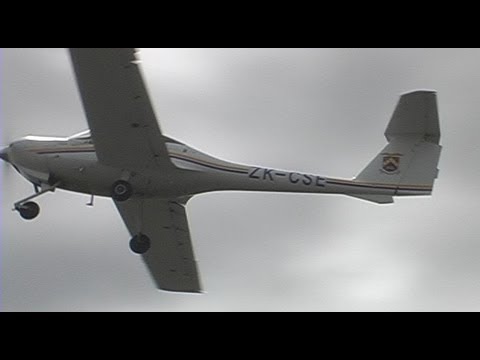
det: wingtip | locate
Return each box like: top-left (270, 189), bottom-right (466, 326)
top-left (400, 89), bottom-right (437, 97)
top-left (158, 288), bottom-right (205, 295)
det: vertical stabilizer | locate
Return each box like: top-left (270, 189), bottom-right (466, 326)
top-left (352, 91), bottom-right (442, 203)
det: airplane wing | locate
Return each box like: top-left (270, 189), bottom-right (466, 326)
top-left (115, 198), bottom-right (202, 293)
top-left (69, 48), bottom-right (172, 170)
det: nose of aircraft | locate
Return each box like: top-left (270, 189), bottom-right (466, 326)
top-left (0, 146), bottom-right (10, 163)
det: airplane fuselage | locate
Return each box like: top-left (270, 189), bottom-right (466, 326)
top-left (3, 134), bottom-right (431, 202)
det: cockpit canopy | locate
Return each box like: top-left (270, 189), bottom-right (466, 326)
top-left (68, 130), bottom-right (92, 141)
top-left (22, 130), bottom-right (93, 143)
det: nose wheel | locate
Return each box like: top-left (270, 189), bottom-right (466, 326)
top-left (16, 202), bottom-right (40, 220)
top-left (13, 182), bottom-right (59, 221)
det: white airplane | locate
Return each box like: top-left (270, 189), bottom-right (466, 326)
top-left (0, 48), bottom-right (442, 293)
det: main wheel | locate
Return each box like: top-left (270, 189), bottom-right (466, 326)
top-left (18, 202), bottom-right (40, 220)
top-left (130, 234), bottom-right (151, 255)
top-left (111, 180), bottom-right (133, 202)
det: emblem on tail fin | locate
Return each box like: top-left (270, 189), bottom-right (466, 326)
top-left (382, 154), bottom-right (401, 174)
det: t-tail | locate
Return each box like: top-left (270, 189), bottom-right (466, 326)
top-left (349, 90), bottom-right (442, 204)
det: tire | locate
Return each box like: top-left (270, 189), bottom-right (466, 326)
top-left (111, 180), bottom-right (133, 202)
top-left (18, 202), bottom-right (40, 220)
top-left (130, 234), bottom-right (151, 255)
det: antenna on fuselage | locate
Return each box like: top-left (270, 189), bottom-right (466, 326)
top-left (86, 194), bottom-right (95, 207)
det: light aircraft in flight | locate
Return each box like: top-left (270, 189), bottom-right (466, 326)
top-left (0, 48), bottom-right (442, 293)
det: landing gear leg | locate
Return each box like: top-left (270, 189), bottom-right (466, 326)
top-left (13, 182), bottom-right (59, 221)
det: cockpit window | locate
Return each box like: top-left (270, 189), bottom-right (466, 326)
top-left (68, 130), bottom-right (92, 141)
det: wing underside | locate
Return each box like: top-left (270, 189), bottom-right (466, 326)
top-left (70, 48), bottom-right (199, 292)
top-left (69, 48), bottom-right (172, 170)
top-left (115, 198), bottom-right (202, 293)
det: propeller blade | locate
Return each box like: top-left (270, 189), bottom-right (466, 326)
top-left (1, 161), bottom-right (13, 182)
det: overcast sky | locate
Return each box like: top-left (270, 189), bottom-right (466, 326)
top-left (2, 48), bottom-right (480, 312)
